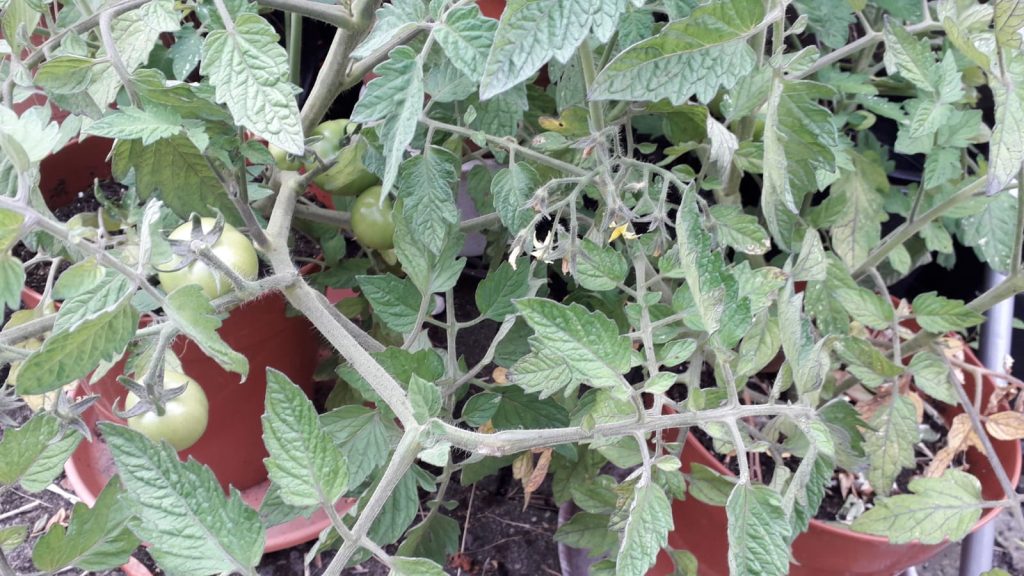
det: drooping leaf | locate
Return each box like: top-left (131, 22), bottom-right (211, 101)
top-left (865, 394), bottom-right (919, 495)
top-left (825, 152), bottom-right (888, 269)
top-left (396, 146), bottom-right (460, 254)
top-left (726, 484), bottom-right (789, 576)
top-left (909, 352), bottom-right (958, 405)
top-left (164, 285), bottom-right (248, 377)
top-left (100, 423), bottom-right (265, 575)
top-left (491, 161), bottom-right (539, 234)
top-left (393, 207), bottom-right (466, 296)
top-left (201, 13), bottom-right (303, 154)
top-left (352, 0), bottom-right (428, 59)
top-left (352, 46), bottom-right (425, 195)
top-left (554, 512), bottom-right (618, 558)
top-left (616, 482), bottom-right (673, 576)
top-left (262, 369), bottom-right (348, 507)
top-left (852, 470), bottom-right (983, 544)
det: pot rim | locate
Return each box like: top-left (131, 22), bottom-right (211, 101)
top-left (682, 342), bottom-right (1023, 545)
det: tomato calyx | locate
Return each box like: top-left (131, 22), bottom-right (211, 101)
top-left (155, 213), bottom-right (229, 274)
top-left (48, 391), bottom-right (99, 441)
top-left (114, 371), bottom-right (188, 420)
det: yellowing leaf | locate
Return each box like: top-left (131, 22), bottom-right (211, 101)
top-left (986, 410), bottom-right (1024, 440)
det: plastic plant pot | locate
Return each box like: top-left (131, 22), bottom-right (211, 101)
top-left (648, 342), bottom-right (1022, 576)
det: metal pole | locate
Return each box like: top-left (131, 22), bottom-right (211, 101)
top-left (959, 268), bottom-right (1015, 576)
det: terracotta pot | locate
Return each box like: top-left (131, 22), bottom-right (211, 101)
top-left (649, 344), bottom-right (1022, 576)
top-left (22, 138), bottom-right (331, 491)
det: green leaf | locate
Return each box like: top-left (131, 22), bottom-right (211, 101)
top-left (352, 46), bottom-right (424, 195)
top-left (736, 313), bottom-right (780, 378)
top-left (912, 292), bottom-right (985, 333)
top-left (480, 0), bottom-right (625, 99)
top-left (2, 0), bottom-right (39, 53)
top-left (852, 470), bottom-right (983, 544)
top-left (321, 406), bottom-right (397, 490)
top-left (32, 480), bottom-right (139, 572)
top-left (575, 239), bottom-right (628, 291)
top-left (909, 352), bottom-right (958, 405)
top-left (100, 423), bottom-right (264, 575)
top-left (390, 556), bottom-right (447, 576)
top-left (84, 107), bottom-right (184, 145)
top-left (0, 413), bottom-right (81, 491)
top-left (358, 274), bottom-right (422, 333)
top-left (201, 13), bottom-right (303, 154)
top-left (836, 337), bottom-right (903, 379)
top-left (365, 471), bottom-right (419, 547)
top-left (688, 463), bottom-right (736, 506)
top-left (836, 287), bottom-right (893, 330)
top-left (491, 161), bottom-right (539, 234)
top-left (491, 387), bottom-right (570, 430)
top-left (435, 5), bottom-right (497, 79)
top-left (554, 512), bottom-right (617, 558)
top-left (995, 0), bottom-right (1024, 49)
top-left (52, 260), bottom-right (105, 300)
top-left (34, 56), bottom-right (101, 94)
top-left (510, 351), bottom-right (578, 398)
top-left (708, 205), bottom-right (770, 255)
top-left (461, 392), bottom-right (501, 427)
top-left (352, 0), bottom-right (428, 60)
top-left (0, 526), bottom-right (26, 553)
top-left (112, 135), bottom-right (241, 226)
top-left (826, 152), bottom-right (888, 269)
top-left (0, 254), bottom-right (24, 311)
top-left (793, 0), bottom-right (852, 48)
top-left (169, 24), bottom-right (203, 80)
top-left (987, 81), bottom-right (1024, 195)
top-left (515, 298), bottom-right (632, 392)
top-left (476, 261), bottom-right (530, 320)
top-left (53, 273), bottom-right (133, 333)
top-left (394, 206), bottom-right (466, 295)
top-left (591, 0), bottom-right (765, 105)
top-left (762, 79), bottom-right (841, 249)
top-left (0, 210), bottom-right (23, 249)
top-left (164, 285), bottom-right (248, 377)
top-left (726, 484), bottom-right (789, 576)
top-left (263, 369), bottom-right (348, 507)
top-left (792, 230), bottom-right (828, 282)
top-left (960, 191), bottom-right (1018, 273)
top-left (866, 394), bottom-right (919, 496)
top-left (883, 22), bottom-right (939, 94)
top-left (470, 83), bottom-right (529, 136)
top-left (616, 482), bottom-right (673, 576)
top-left (396, 513), bottom-right (460, 565)
top-left (16, 303), bottom-right (138, 395)
top-left (396, 146), bottom-right (460, 254)
top-left (408, 374), bottom-right (442, 423)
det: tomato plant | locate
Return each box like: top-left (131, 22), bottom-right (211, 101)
top-left (4, 2), bottom-right (1024, 576)
top-left (157, 217), bottom-right (259, 299)
top-left (123, 371), bottom-right (209, 451)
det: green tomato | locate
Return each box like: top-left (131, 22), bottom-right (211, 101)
top-left (157, 218), bottom-right (259, 299)
top-left (306, 120), bottom-right (380, 197)
top-left (124, 371), bottom-right (209, 451)
top-left (351, 186), bottom-right (395, 250)
top-left (269, 143), bottom-right (302, 171)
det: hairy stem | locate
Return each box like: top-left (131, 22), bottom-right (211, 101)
top-left (435, 403), bottom-right (814, 457)
top-left (852, 177), bottom-right (986, 279)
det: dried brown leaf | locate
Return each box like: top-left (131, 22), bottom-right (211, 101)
top-left (986, 411), bottom-right (1024, 441)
